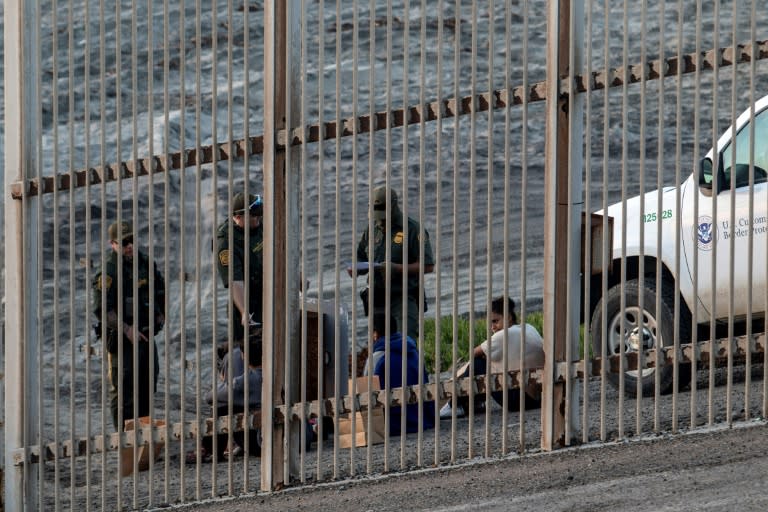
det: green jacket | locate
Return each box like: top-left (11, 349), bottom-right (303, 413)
top-left (216, 220), bottom-right (264, 324)
top-left (92, 249), bottom-right (165, 353)
top-left (356, 215), bottom-right (435, 307)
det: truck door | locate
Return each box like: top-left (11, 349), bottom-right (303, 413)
top-left (683, 105), bottom-right (768, 320)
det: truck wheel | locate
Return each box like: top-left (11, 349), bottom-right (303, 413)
top-left (590, 278), bottom-right (692, 397)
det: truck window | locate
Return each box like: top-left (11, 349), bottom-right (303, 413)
top-left (720, 107), bottom-right (768, 189)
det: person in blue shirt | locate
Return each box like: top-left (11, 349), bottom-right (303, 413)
top-left (364, 314), bottom-right (435, 436)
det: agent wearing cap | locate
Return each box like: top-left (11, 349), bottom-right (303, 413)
top-left (92, 221), bottom-right (166, 431)
top-left (216, 192), bottom-right (264, 343)
top-left (351, 185), bottom-right (435, 340)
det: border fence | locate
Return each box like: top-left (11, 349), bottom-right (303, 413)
top-left (3, 0), bottom-right (768, 509)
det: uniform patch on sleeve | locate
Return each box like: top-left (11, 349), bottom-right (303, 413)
top-left (219, 249), bottom-right (230, 266)
top-left (97, 274), bottom-right (112, 291)
top-left (393, 231), bottom-right (404, 244)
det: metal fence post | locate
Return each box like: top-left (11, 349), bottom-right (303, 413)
top-left (4, 0), bottom-right (41, 508)
top-left (263, 0), bottom-right (302, 491)
top-left (542, 0), bottom-right (583, 450)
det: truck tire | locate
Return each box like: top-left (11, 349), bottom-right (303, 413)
top-left (590, 277), bottom-right (692, 397)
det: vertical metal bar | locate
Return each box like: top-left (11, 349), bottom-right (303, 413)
top-left (52, 0), bottom-right (62, 505)
top-left (83, 0), bottom-right (94, 504)
top-left (582, 0), bottom-right (594, 445)
top-left (542, 0), bottom-right (556, 449)
top-left (36, 2), bottom-right (45, 504)
top-left (97, 0), bottom-right (109, 505)
top-left (598, 0), bottom-right (611, 443)
top-left (432, 0), bottom-right (444, 467)
top-left (67, 0), bottom-right (77, 503)
top-left (519, 0), bottom-right (531, 453)
top-left (637, 0), bottom-right (649, 431)
top-left (668, 0), bottom-right (681, 433)
top-left (190, 0), bottom-right (203, 497)
top-left (503, 0), bottom-right (514, 456)
top-left (484, 0), bottom-right (495, 458)
top-left (131, 0), bottom-right (141, 496)
top-left (313, 0), bottom-right (327, 482)
top-left (241, 0), bottom-right (252, 491)
top-left (417, 0), bottom-right (428, 467)
top-left (175, 0), bottom-right (189, 499)
top-left (617, 0), bottom-right (629, 440)
top-left (264, 0), bottom-right (280, 491)
top-left (449, 0), bottom-right (461, 464)
top-left (467, 0), bottom-right (478, 459)
top-left (743, 0), bottom-right (756, 422)
top-left (146, 0), bottom-right (157, 501)
top-left (753, 0), bottom-right (767, 422)
top-left (334, 0), bottom-right (344, 479)
top-left (299, 0), bottom-right (309, 483)
top-left (209, 0), bottom-right (222, 490)
top-left (618, 0), bottom-right (630, 439)
top-left (655, 0), bottom-right (667, 434)
top-left (400, 0), bottom-right (411, 469)
top-left (161, 0), bottom-right (171, 497)
top-left (383, 0), bottom-right (393, 472)
top-left (708, 0), bottom-right (720, 427)
top-left (346, 0), bottom-right (358, 478)
top-left (225, 0), bottom-right (236, 490)
top-left (4, 0), bottom-right (41, 508)
top-left (365, 0), bottom-right (376, 474)
top-left (726, 0), bottom-right (738, 428)
top-left (687, 0), bottom-right (701, 431)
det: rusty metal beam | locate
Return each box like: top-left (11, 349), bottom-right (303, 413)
top-left (10, 39), bottom-right (767, 201)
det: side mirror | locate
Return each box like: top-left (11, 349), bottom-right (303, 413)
top-left (698, 158), bottom-right (713, 195)
top-left (699, 157), bottom-right (726, 195)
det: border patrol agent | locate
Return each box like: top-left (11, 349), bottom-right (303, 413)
top-left (354, 185), bottom-right (435, 340)
top-left (92, 221), bottom-right (165, 431)
top-left (216, 192), bottom-right (264, 343)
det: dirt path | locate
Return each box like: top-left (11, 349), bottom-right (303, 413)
top-left (173, 421), bottom-right (768, 512)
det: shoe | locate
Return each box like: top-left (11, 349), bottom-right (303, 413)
top-left (223, 442), bottom-right (243, 460)
top-left (185, 446), bottom-right (212, 465)
top-left (439, 402), bottom-right (466, 419)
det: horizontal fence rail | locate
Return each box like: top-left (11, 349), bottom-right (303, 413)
top-left (7, 40), bottom-right (767, 200)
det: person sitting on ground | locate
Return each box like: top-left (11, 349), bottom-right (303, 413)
top-left (364, 314), bottom-right (435, 436)
top-left (186, 337), bottom-right (262, 463)
top-left (440, 296), bottom-right (545, 419)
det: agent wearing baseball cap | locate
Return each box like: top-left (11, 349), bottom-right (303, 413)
top-left (92, 220), bottom-right (166, 431)
top-left (350, 185), bottom-right (435, 340)
top-left (216, 192), bottom-right (264, 343)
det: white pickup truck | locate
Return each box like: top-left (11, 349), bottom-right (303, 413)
top-left (589, 94), bottom-right (768, 396)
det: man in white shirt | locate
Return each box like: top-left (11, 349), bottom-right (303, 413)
top-left (440, 296), bottom-right (545, 419)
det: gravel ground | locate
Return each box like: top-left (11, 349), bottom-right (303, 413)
top-left (31, 365), bottom-right (767, 510)
top-left (171, 419), bottom-right (768, 512)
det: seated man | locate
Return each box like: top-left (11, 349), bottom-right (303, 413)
top-left (364, 314), bottom-right (435, 436)
top-left (440, 296), bottom-right (545, 419)
top-left (186, 336), bottom-right (262, 463)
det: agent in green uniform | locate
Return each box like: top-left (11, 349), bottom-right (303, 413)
top-left (216, 192), bottom-right (264, 343)
top-left (92, 221), bottom-right (165, 431)
top-left (352, 185), bottom-right (435, 340)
